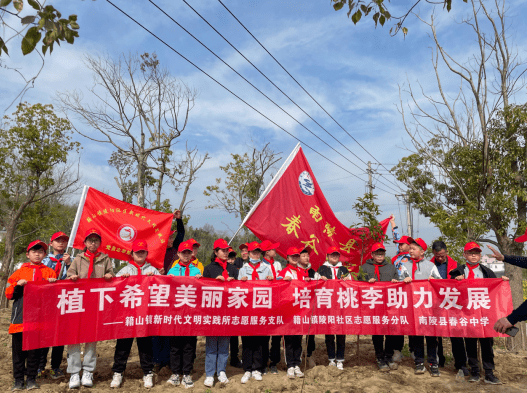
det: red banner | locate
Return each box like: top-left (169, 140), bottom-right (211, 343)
top-left (70, 187), bottom-right (173, 268)
top-left (243, 145), bottom-right (389, 272)
top-left (23, 277), bottom-right (512, 350)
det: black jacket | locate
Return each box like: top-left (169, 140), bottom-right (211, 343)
top-left (203, 261), bottom-right (239, 279)
top-left (449, 263), bottom-right (496, 279)
top-left (317, 264), bottom-right (350, 279)
top-left (360, 258), bottom-right (399, 282)
top-left (233, 257), bottom-right (246, 270)
top-left (163, 218), bottom-right (185, 275)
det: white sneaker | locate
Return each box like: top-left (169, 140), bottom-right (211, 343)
top-left (294, 366), bottom-right (304, 378)
top-left (393, 350), bottom-right (403, 362)
top-left (182, 375), bottom-right (194, 389)
top-left (218, 371), bottom-right (229, 384)
top-left (287, 367), bottom-right (295, 379)
top-left (69, 373), bottom-right (81, 389)
top-left (241, 371), bottom-right (252, 384)
top-left (203, 376), bottom-right (214, 387)
top-left (110, 373), bottom-right (122, 388)
top-left (167, 374), bottom-right (180, 386)
top-left (81, 371), bottom-right (93, 387)
top-left (143, 373), bottom-right (154, 389)
top-left (337, 361), bottom-right (344, 370)
top-left (252, 370), bottom-right (263, 381)
top-left (328, 360), bottom-right (336, 367)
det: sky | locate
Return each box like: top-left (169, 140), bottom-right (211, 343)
top-left (1, 0), bottom-right (526, 256)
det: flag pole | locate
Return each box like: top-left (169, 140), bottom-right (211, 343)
top-left (230, 143), bottom-right (301, 244)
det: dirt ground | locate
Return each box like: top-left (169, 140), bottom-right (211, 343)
top-left (1, 308), bottom-right (527, 392)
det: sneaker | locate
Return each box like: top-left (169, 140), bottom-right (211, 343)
top-left (377, 359), bottom-right (389, 372)
top-left (182, 375), bottom-right (194, 389)
top-left (252, 370), bottom-right (263, 381)
top-left (484, 373), bottom-right (502, 385)
top-left (81, 371), bottom-right (94, 387)
top-left (388, 361), bottom-right (398, 370)
top-left (69, 373), bottom-right (81, 389)
top-left (50, 368), bottom-right (65, 380)
top-left (166, 374), bottom-right (180, 386)
top-left (270, 365), bottom-right (278, 375)
top-left (12, 380), bottom-right (24, 391)
top-left (26, 380), bottom-right (39, 390)
top-left (287, 367), bottom-right (295, 379)
top-left (241, 372), bottom-right (251, 384)
top-left (143, 372), bottom-right (154, 389)
top-left (468, 374), bottom-right (480, 383)
top-left (307, 356), bottom-right (316, 368)
top-left (218, 371), bottom-right (229, 385)
top-left (203, 376), bottom-right (214, 387)
top-left (336, 361), bottom-right (344, 370)
top-left (328, 360), bottom-right (336, 367)
top-left (293, 366), bottom-right (304, 378)
top-left (110, 373), bottom-right (123, 388)
top-left (430, 364), bottom-right (440, 377)
top-left (392, 350), bottom-right (403, 362)
top-left (414, 363), bottom-right (425, 374)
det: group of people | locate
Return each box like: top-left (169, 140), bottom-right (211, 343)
top-left (5, 212), bottom-right (522, 390)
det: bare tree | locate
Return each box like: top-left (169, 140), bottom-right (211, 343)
top-left (175, 144), bottom-right (210, 214)
top-left (57, 52), bottom-right (197, 207)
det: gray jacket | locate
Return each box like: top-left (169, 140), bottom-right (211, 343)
top-left (361, 258), bottom-right (400, 282)
top-left (401, 258), bottom-right (441, 280)
top-left (117, 261), bottom-right (160, 276)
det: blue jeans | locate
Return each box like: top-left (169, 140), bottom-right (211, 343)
top-left (205, 336), bottom-right (229, 377)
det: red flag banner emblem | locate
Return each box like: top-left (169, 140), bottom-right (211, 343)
top-left (68, 186), bottom-right (173, 268)
top-left (241, 144), bottom-right (389, 271)
top-left (22, 277), bottom-right (512, 350)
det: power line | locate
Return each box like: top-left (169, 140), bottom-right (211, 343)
top-left (146, 0), bottom-right (400, 195)
top-left (105, 0), bottom-right (395, 196)
top-left (216, 0), bottom-right (403, 191)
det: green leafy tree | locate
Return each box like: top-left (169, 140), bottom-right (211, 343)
top-left (0, 102), bottom-right (80, 307)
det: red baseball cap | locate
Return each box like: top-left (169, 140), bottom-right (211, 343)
top-left (239, 243), bottom-right (249, 250)
top-left (515, 228), bottom-right (527, 243)
top-left (464, 242), bottom-right (482, 252)
top-left (247, 241), bottom-right (262, 252)
top-left (326, 246), bottom-right (340, 255)
top-left (132, 239), bottom-right (148, 252)
top-left (260, 240), bottom-right (280, 252)
top-left (188, 238), bottom-right (201, 248)
top-left (178, 241), bottom-right (193, 252)
top-left (408, 237), bottom-right (427, 251)
top-left (50, 231), bottom-right (69, 243)
top-left (84, 228), bottom-right (102, 241)
top-left (371, 242), bottom-right (386, 252)
top-left (286, 247), bottom-right (303, 256)
top-left (394, 235), bottom-right (412, 245)
top-left (213, 238), bottom-right (229, 250)
top-left (27, 240), bottom-right (48, 253)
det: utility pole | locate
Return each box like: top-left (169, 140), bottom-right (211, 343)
top-left (367, 161), bottom-right (373, 194)
top-left (396, 193), bottom-right (413, 237)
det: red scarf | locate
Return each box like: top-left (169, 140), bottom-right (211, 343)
top-left (249, 262), bottom-right (261, 280)
top-left (85, 250), bottom-right (101, 278)
top-left (26, 263), bottom-right (45, 281)
top-left (331, 266), bottom-right (339, 279)
top-left (263, 257), bottom-right (277, 278)
top-left (289, 265), bottom-right (307, 280)
top-left (215, 257), bottom-right (229, 279)
top-left (178, 261), bottom-right (191, 276)
top-left (128, 260), bottom-right (143, 275)
top-left (374, 264), bottom-right (382, 281)
top-left (466, 263), bottom-right (480, 279)
top-left (49, 256), bottom-right (63, 276)
top-left (411, 257), bottom-right (423, 280)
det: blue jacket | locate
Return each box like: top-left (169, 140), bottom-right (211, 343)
top-left (168, 262), bottom-right (201, 277)
top-left (42, 253), bottom-right (69, 280)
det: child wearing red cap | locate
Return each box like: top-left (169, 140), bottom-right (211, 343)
top-left (110, 239), bottom-right (158, 389)
top-left (188, 239), bottom-right (205, 274)
top-left (316, 246), bottom-right (351, 370)
top-left (448, 242), bottom-right (508, 385)
top-left (38, 232), bottom-right (72, 380)
top-left (66, 228), bottom-right (114, 389)
top-left (278, 247), bottom-right (308, 379)
top-left (6, 240), bottom-right (57, 391)
top-left (202, 239), bottom-right (239, 387)
top-left (360, 243), bottom-right (400, 372)
top-left (226, 246), bottom-right (243, 369)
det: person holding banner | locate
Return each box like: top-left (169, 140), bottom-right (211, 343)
top-left (110, 239), bottom-right (158, 389)
top-left (38, 231), bottom-right (72, 380)
top-left (6, 240), bottom-right (57, 392)
top-left (238, 242), bottom-right (273, 383)
top-left (66, 228), bottom-right (115, 389)
top-left (298, 248), bottom-right (317, 367)
top-left (401, 238), bottom-right (442, 377)
top-left (202, 239), bottom-right (239, 387)
top-left (316, 246), bottom-right (350, 370)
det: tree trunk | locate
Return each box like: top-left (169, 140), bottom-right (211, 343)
top-left (0, 220), bottom-right (18, 309)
